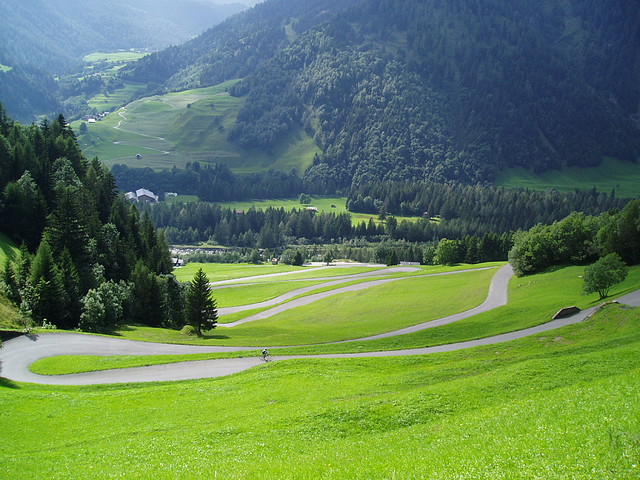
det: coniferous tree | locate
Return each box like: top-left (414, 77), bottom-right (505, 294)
top-left (2, 257), bottom-right (20, 304)
top-left (57, 248), bottom-right (82, 329)
top-left (185, 268), bottom-right (217, 336)
top-left (28, 239), bottom-right (64, 326)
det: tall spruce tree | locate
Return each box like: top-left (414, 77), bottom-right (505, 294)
top-left (28, 239), bottom-right (64, 326)
top-left (185, 268), bottom-right (217, 336)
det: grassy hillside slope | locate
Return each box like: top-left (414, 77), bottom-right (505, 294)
top-left (2, 303), bottom-right (638, 478)
top-left (74, 80), bottom-right (320, 174)
top-left (496, 157), bottom-right (640, 198)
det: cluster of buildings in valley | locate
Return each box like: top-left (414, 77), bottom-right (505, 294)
top-left (83, 111), bottom-right (110, 123)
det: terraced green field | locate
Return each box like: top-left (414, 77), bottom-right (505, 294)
top-left (74, 80), bottom-right (321, 174)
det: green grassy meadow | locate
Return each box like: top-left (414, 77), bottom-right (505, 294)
top-left (75, 80), bottom-right (321, 173)
top-left (0, 232), bottom-right (19, 265)
top-left (83, 52), bottom-right (148, 63)
top-left (4, 247), bottom-right (640, 478)
top-left (496, 156), bottom-right (640, 198)
top-left (215, 196), bottom-right (423, 226)
top-left (86, 82), bottom-right (148, 112)
top-left (4, 302), bottom-right (640, 479)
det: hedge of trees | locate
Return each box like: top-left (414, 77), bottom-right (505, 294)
top-left (508, 200), bottom-right (640, 276)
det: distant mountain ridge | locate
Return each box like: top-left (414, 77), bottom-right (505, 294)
top-left (0, 0), bottom-right (246, 121)
top-left (124, 0), bottom-right (640, 188)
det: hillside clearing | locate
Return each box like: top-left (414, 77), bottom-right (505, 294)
top-left (496, 156), bottom-right (640, 198)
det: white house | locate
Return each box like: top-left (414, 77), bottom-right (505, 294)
top-left (126, 188), bottom-right (159, 204)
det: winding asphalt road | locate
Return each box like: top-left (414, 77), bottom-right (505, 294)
top-left (2, 264), bottom-right (639, 385)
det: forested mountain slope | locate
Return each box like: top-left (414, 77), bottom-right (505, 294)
top-left (123, 0), bottom-right (360, 90)
top-left (0, 0), bottom-right (245, 122)
top-left (0, 0), bottom-right (245, 73)
top-left (126, 0), bottom-right (640, 189)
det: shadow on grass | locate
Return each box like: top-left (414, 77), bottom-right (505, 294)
top-left (110, 325), bottom-right (141, 336)
top-left (200, 334), bottom-right (230, 340)
top-left (0, 377), bottom-right (20, 389)
top-left (585, 285), bottom-right (639, 307)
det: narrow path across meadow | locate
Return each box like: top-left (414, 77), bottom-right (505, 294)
top-left (217, 266), bottom-right (488, 325)
top-left (2, 265), bottom-right (639, 385)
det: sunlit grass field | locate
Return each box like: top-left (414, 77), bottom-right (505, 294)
top-left (5, 301), bottom-right (640, 479)
top-left (75, 80), bottom-right (321, 174)
top-left (82, 52), bottom-right (148, 63)
top-left (215, 196), bottom-right (423, 225)
top-left (86, 82), bottom-right (148, 112)
top-left (30, 264), bottom-right (640, 370)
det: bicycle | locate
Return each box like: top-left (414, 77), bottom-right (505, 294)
top-left (261, 348), bottom-right (272, 362)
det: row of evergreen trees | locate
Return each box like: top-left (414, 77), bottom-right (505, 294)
top-left (347, 181), bottom-right (627, 233)
top-left (0, 105), bottom-right (186, 332)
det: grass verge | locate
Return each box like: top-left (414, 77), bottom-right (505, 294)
top-left (4, 303), bottom-right (640, 479)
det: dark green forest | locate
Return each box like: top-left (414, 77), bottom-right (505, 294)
top-left (0, 104), bottom-right (188, 332)
top-left (124, 0), bottom-right (640, 187)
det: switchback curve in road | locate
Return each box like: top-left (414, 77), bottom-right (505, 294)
top-left (218, 266), bottom-right (494, 326)
top-left (2, 265), bottom-right (639, 385)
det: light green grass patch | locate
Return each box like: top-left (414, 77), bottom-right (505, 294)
top-left (0, 64), bottom-right (12, 73)
top-left (83, 52), bottom-right (148, 63)
top-left (77, 80), bottom-right (321, 174)
top-left (165, 194), bottom-right (199, 204)
top-left (4, 304), bottom-right (640, 478)
top-left (496, 156), bottom-right (640, 198)
top-left (216, 196), bottom-right (423, 225)
top-left (213, 279), bottom-right (330, 308)
top-left (218, 196), bottom-right (348, 213)
top-left (214, 267), bottom-right (496, 345)
top-left (0, 232), bottom-right (19, 265)
top-left (173, 262), bottom-right (307, 283)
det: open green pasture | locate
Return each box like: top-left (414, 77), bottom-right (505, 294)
top-left (83, 52), bottom-right (148, 63)
top-left (63, 266), bottom-right (497, 350)
top-left (213, 279), bottom-right (331, 308)
top-left (218, 196), bottom-right (348, 213)
top-left (173, 261), bottom-right (483, 285)
top-left (216, 196), bottom-right (422, 225)
top-left (85, 82), bottom-right (148, 113)
top-left (5, 303), bottom-right (640, 478)
top-left (173, 262), bottom-right (307, 283)
top-left (75, 80), bottom-right (320, 174)
top-left (496, 156), bottom-right (640, 198)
